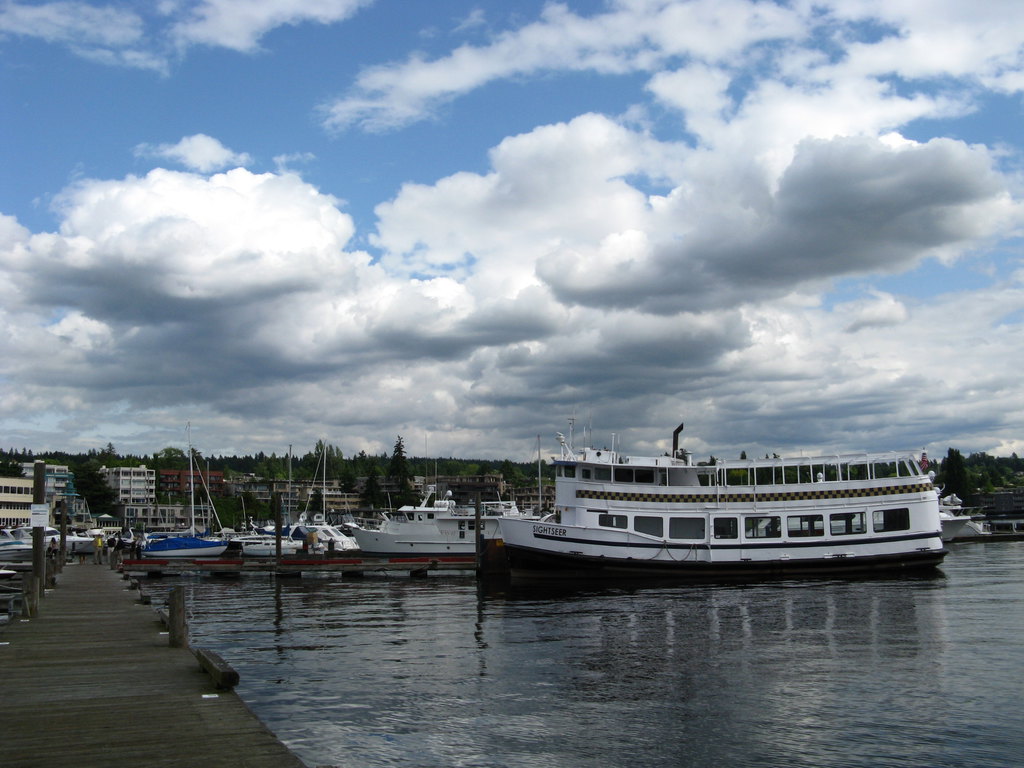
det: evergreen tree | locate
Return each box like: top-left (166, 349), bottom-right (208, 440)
top-left (72, 461), bottom-right (118, 518)
top-left (388, 435), bottom-right (418, 506)
top-left (361, 464), bottom-right (383, 509)
top-left (0, 458), bottom-right (25, 477)
top-left (940, 448), bottom-right (970, 498)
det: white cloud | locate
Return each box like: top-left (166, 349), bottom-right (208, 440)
top-left (169, 0), bottom-right (373, 52)
top-left (133, 134), bottom-right (253, 173)
top-left (3, 1), bottom-right (1024, 459)
top-left (839, 291), bottom-right (909, 333)
top-left (0, 1), bottom-right (144, 46)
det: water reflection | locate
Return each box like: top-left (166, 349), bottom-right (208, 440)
top-left (140, 551), bottom-right (1021, 768)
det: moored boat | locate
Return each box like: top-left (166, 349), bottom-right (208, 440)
top-left (141, 533), bottom-right (229, 558)
top-left (937, 494), bottom-right (974, 541)
top-left (350, 486), bottom-right (532, 557)
top-left (0, 529), bottom-right (33, 561)
top-left (499, 422), bottom-right (947, 581)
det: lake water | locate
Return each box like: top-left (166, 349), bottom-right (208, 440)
top-left (150, 541), bottom-right (1024, 767)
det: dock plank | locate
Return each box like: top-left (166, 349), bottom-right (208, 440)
top-left (0, 562), bottom-right (308, 768)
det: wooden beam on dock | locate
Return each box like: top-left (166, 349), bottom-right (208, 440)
top-left (120, 553), bottom-right (479, 577)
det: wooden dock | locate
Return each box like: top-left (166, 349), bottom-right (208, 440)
top-left (121, 553), bottom-right (480, 576)
top-left (1, 562), bottom-right (309, 768)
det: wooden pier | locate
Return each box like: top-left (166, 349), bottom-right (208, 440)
top-left (0, 562), bottom-right (308, 768)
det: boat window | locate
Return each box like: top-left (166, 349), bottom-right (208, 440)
top-left (787, 514), bottom-right (824, 537)
top-left (847, 463), bottom-right (868, 481)
top-left (669, 517), bottom-right (706, 540)
top-left (633, 468), bottom-right (655, 484)
top-left (744, 516), bottom-right (781, 538)
top-left (560, 465), bottom-right (576, 478)
top-left (614, 468), bottom-right (634, 483)
top-left (598, 513), bottom-right (628, 529)
top-left (713, 518), bottom-right (738, 539)
top-left (726, 468), bottom-right (748, 486)
top-left (594, 466), bottom-right (611, 481)
top-left (873, 461), bottom-right (898, 478)
top-left (581, 468), bottom-right (592, 479)
top-left (634, 516), bottom-right (663, 537)
top-left (830, 512), bottom-right (866, 535)
top-left (872, 507), bottom-right (910, 532)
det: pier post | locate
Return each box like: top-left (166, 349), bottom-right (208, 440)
top-left (168, 586), bottom-right (187, 648)
top-left (22, 574), bottom-right (38, 618)
top-left (32, 460), bottom-right (47, 602)
top-left (474, 493), bottom-right (482, 572)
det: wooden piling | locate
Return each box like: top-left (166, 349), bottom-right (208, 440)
top-left (168, 584), bottom-right (187, 647)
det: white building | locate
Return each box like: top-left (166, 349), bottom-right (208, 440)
top-left (0, 475), bottom-right (33, 528)
top-left (100, 465), bottom-right (157, 506)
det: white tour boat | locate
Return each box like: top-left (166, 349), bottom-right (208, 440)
top-left (350, 486), bottom-right (531, 557)
top-left (499, 422), bottom-right (947, 580)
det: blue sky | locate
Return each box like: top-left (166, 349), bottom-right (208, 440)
top-left (1, 0), bottom-right (1022, 463)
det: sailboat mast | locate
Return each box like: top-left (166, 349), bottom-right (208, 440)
top-left (187, 422), bottom-right (195, 534)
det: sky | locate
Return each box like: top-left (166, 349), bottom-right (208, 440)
top-left (1, 0), bottom-right (1023, 464)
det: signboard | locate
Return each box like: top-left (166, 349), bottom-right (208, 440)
top-left (30, 503), bottom-right (50, 528)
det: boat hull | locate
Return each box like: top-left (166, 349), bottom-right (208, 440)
top-left (503, 538), bottom-right (947, 582)
top-left (349, 528), bottom-right (480, 558)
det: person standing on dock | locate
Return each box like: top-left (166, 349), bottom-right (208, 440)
top-left (93, 533), bottom-right (103, 564)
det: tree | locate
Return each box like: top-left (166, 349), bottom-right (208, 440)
top-left (361, 464), bottom-right (383, 509)
top-left (940, 448), bottom-right (970, 499)
top-left (72, 461), bottom-right (118, 518)
top-left (0, 459), bottom-right (25, 477)
top-left (388, 435), bottom-right (418, 506)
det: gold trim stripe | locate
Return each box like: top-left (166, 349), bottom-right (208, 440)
top-left (576, 482), bottom-right (933, 505)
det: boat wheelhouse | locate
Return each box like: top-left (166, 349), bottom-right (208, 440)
top-left (499, 423), bottom-right (946, 580)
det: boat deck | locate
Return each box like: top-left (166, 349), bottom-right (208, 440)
top-left (0, 561), bottom-right (307, 768)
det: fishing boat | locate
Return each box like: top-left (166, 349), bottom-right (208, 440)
top-left (498, 421), bottom-right (947, 580)
top-left (349, 485), bottom-right (531, 557)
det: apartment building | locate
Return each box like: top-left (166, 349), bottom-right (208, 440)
top-left (100, 465), bottom-right (157, 506)
top-left (0, 475), bottom-right (33, 528)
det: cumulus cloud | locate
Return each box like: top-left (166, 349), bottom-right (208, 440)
top-left (133, 134), bottom-right (253, 173)
top-left (3, 1), bottom-right (1024, 459)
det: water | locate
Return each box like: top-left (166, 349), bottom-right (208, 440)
top-left (149, 542), bottom-right (1024, 767)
